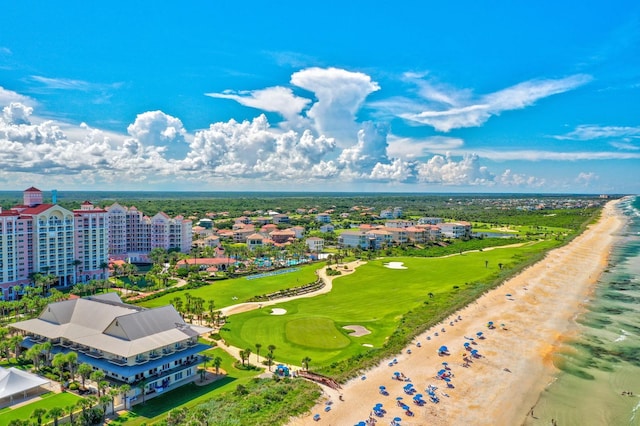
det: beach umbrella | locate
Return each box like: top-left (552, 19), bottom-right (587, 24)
top-left (379, 385), bottom-right (386, 389)
top-left (442, 362), bottom-right (448, 366)
top-left (415, 393), bottom-right (423, 398)
top-left (443, 377), bottom-right (451, 382)
top-left (476, 331), bottom-right (483, 337)
top-left (394, 417), bottom-right (402, 422)
top-left (394, 371), bottom-right (400, 376)
top-left (471, 349), bottom-right (478, 355)
top-left (357, 422), bottom-right (366, 426)
top-left (396, 396), bottom-right (403, 400)
top-left (464, 342), bottom-right (470, 347)
top-left (438, 369), bottom-right (446, 375)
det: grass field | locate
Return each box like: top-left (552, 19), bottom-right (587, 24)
top-left (220, 239), bottom-right (559, 367)
top-left (0, 391), bottom-right (82, 424)
top-left (138, 264), bottom-right (320, 310)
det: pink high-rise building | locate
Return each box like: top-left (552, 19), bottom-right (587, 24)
top-left (106, 203), bottom-right (192, 262)
top-left (0, 187), bottom-right (109, 299)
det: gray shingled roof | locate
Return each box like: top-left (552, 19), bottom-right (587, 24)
top-left (11, 294), bottom-right (211, 358)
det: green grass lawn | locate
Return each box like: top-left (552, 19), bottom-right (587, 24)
top-left (138, 264), bottom-right (321, 310)
top-left (119, 347), bottom-right (262, 425)
top-left (0, 391), bottom-right (82, 424)
top-left (220, 239), bottom-right (558, 367)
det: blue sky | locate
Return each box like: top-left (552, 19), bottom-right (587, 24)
top-left (1, 1), bottom-right (639, 193)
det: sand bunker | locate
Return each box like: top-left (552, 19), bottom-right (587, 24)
top-left (384, 261), bottom-right (407, 269)
top-left (270, 308), bottom-right (287, 315)
top-left (343, 325), bottom-right (371, 337)
top-left (362, 343), bottom-right (373, 348)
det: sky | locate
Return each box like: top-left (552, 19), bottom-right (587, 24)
top-left (1, 1), bottom-right (639, 194)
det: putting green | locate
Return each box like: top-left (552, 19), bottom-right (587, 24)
top-left (285, 317), bottom-right (351, 350)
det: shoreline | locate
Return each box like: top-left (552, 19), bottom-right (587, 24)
top-left (289, 199), bottom-right (625, 426)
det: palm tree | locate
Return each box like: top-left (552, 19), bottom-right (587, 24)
top-left (239, 350), bottom-right (246, 366)
top-left (302, 356), bottom-right (312, 371)
top-left (66, 404), bottom-right (76, 424)
top-left (137, 378), bottom-right (148, 404)
top-left (52, 352), bottom-right (67, 382)
top-left (30, 408), bottom-right (47, 426)
top-left (244, 348), bottom-right (252, 366)
top-left (99, 394), bottom-right (111, 421)
top-left (90, 370), bottom-right (105, 396)
top-left (78, 362), bottom-right (92, 389)
top-left (255, 343), bottom-right (262, 364)
top-left (119, 384), bottom-right (131, 410)
top-left (265, 352), bottom-right (275, 372)
top-left (66, 351), bottom-right (78, 382)
top-left (99, 261), bottom-right (109, 279)
top-left (46, 406), bottom-right (64, 426)
top-left (213, 356), bottom-right (222, 375)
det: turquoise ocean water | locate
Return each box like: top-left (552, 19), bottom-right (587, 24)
top-left (525, 196), bottom-right (640, 426)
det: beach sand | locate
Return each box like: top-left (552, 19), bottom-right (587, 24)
top-left (288, 200), bottom-right (624, 426)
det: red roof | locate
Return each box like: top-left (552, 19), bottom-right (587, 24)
top-left (20, 204), bottom-right (55, 215)
top-left (176, 257), bottom-right (235, 266)
top-left (24, 186), bottom-right (42, 192)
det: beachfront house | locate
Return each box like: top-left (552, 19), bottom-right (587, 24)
top-left (10, 293), bottom-right (211, 397)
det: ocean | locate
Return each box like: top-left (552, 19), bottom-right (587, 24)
top-left (525, 196), bottom-right (640, 425)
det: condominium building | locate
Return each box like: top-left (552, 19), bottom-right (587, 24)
top-left (0, 188), bottom-right (108, 299)
top-left (106, 203), bottom-right (192, 262)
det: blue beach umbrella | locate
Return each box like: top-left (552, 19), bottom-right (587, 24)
top-left (439, 345), bottom-right (448, 352)
top-left (394, 417), bottom-right (402, 422)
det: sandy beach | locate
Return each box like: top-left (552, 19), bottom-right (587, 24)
top-left (288, 199), bottom-right (624, 426)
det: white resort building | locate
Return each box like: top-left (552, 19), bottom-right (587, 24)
top-left (10, 293), bottom-right (211, 396)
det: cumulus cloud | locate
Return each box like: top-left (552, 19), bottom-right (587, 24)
top-left (181, 114), bottom-right (337, 180)
top-left (498, 169), bottom-right (546, 187)
top-left (393, 74), bottom-right (592, 132)
top-left (206, 86), bottom-right (311, 123)
top-left (290, 67), bottom-right (380, 144)
top-left (126, 111), bottom-right (188, 159)
top-left (2, 102), bottom-right (33, 125)
top-left (554, 124), bottom-right (640, 140)
top-left (338, 122), bottom-right (389, 173)
top-left (415, 153), bottom-right (494, 185)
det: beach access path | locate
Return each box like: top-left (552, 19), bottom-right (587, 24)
top-left (288, 199), bottom-right (624, 426)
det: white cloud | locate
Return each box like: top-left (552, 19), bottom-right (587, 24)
top-left (387, 135), bottom-right (464, 159)
top-left (0, 86), bottom-right (34, 107)
top-left (395, 74), bottom-right (592, 132)
top-left (415, 153), bottom-right (494, 185)
top-left (181, 114), bottom-right (337, 180)
top-left (498, 169), bottom-right (546, 187)
top-left (30, 76), bottom-right (123, 92)
top-left (473, 149), bottom-right (640, 161)
top-left (554, 124), bottom-right (640, 140)
top-left (205, 86), bottom-right (311, 123)
top-left (610, 141), bottom-right (640, 150)
top-left (575, 172), bottom-right (599, 185)
top-left (337, 122), bottom-right (389, 173)
top-left (290, 67), bottom-right (380, 145)
top-left (126, 111), bottom-right (188, 159)
top-left (2, 102), bottom-right (33, 125)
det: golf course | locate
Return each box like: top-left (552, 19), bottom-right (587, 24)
top-left (218, 238), bottom-right (559, 368)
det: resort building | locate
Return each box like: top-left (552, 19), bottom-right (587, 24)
top-left (316, 213), bottom-right (332, 223)
top-left (438, 221), bottom-right (472, 239)
top-left (106, 203), bottom-right (192, 262)
top-left (306, 237), bottom-right (324, 253)
top-left (11, 293), bottom-right (211, 394)
top-left (0, 188), bottom-right (109, 299)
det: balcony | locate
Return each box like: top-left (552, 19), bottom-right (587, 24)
top-left (149, 351), bottom-right (161, 360)
top-left (108, 357), bottom-right (128, 366)
top-left (135, 355), bottom-right (148, 364)
top-left (87, 350), bottom-right (104, 359)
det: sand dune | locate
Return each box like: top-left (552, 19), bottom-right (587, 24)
top-left (288, 200), bottom-right (624, 426)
